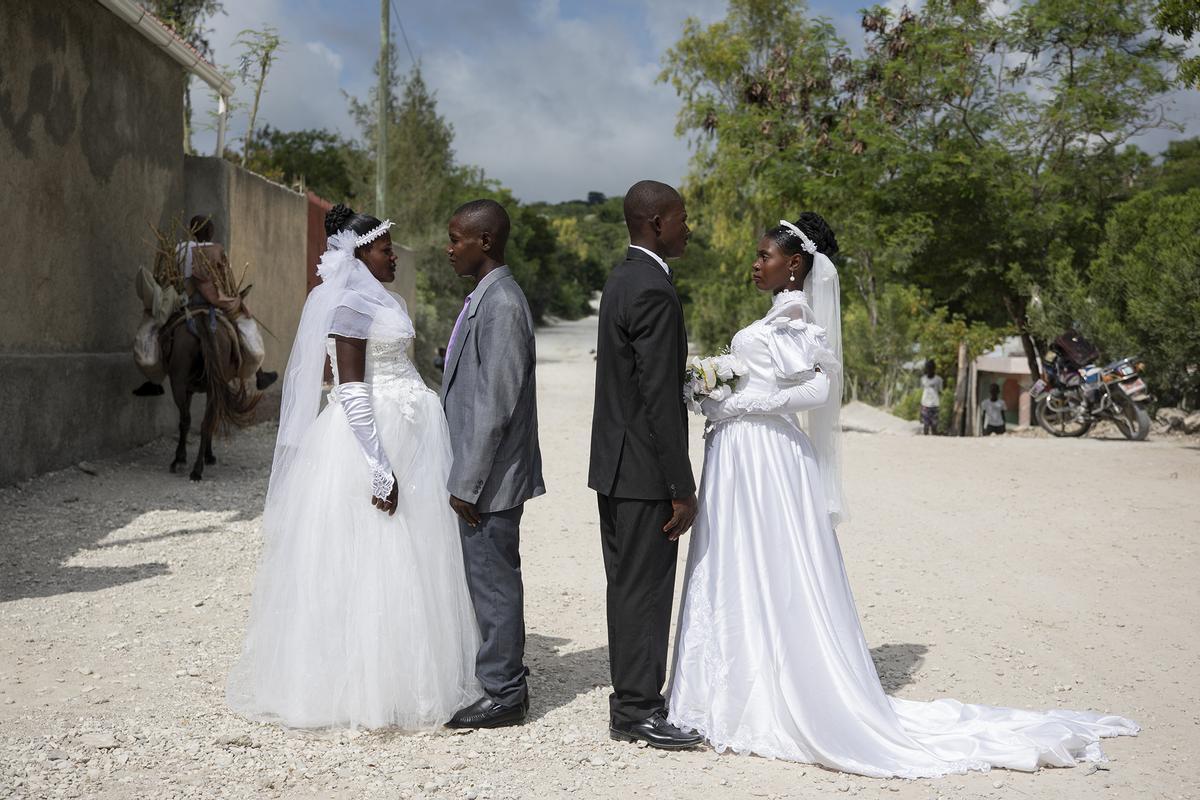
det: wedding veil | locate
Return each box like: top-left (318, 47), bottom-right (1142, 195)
top-left (803, 251), bottom-right (848, 525)
top-left (265, 230), bottom-right (414, 515)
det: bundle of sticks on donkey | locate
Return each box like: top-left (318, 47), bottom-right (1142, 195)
top-left (133, 215), bottom-right (278, 480)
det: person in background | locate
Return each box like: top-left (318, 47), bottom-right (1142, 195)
top-left (434, 346), bottom-right (447, 372)
top-left (133, 216), bottom-right (277, 396)
top-left (919, 359), bottom-right (943, 435)
top-left (981, 383), bottom-right (1007, 435)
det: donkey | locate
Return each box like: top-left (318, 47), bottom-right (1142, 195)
top-left (163, 308), bottom-right (259, 480)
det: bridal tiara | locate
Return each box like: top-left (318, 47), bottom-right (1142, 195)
top-left (354, 219), bottom-right (394, 248)
top-left (778, 220), bottom-right (818, 255)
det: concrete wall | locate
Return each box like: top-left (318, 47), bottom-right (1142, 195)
top-left (0, 1), bottom-right (419, 485)
top-left (0, 0), bottom-right (189, 484)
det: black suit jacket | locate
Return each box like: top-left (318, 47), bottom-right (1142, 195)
top-left (588, 247), bottom-right (696, 500)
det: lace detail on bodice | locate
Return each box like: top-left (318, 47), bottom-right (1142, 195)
top-left (326, 335), bottom-right (428, 421)
top-left (365, 337), bottom-right (422, 385)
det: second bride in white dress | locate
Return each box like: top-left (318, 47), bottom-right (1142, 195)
top-left (666, 213), bottom-right (1138, 778)
top-left (226, 205), bottom-right (481, 730)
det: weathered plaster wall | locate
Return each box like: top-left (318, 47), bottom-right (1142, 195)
top-left (0, 0), bottom-right (189, 484)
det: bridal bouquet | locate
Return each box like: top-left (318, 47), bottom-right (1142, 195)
top-left (684, 352), bottom-right (747, 414)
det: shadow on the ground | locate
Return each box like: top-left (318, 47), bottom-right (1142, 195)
top-left (526, 633), bottom-right (609, 721)
top-left (0, 433), bottom-right (267, 603)
top-left (521, 635), bottom-right (929, 718)
top-left (871, 642), bottom-right (929, 693)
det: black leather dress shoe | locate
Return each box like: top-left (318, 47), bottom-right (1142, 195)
top-left (445, 695), bottom-right (529, 729)
top-left (610, 712), bottom-right (704, 750)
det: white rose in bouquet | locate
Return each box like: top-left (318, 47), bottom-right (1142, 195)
top-left (683, 350), bottom-right (747, 414)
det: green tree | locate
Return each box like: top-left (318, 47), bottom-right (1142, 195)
top-left (853, 0), bottom-right (1179, 377)
top-left (661, 0), bottom-right (1186, 407)
top-left (1033, 188), bottom-right (1200, 406)
top-left (234, 26), bottom-right (284, 167)
top-left (1143, 136), bottom-right (1200, 195)
top-left (1157, 0), bottom-right (1200, 88)
top-left (350, 64), bottom-right (470, 237)
top-left (347, 62), bottom-right (594, 378)
top-left (242, 126), bottom-right (365, 202)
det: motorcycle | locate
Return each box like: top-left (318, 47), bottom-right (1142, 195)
top-left (1030, 330), bottom-right (1152, 441)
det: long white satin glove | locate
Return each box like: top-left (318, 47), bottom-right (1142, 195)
top-left (335, 381), bottom-right (396, 501)
top-left (702, 370), bottom-right (831, 421)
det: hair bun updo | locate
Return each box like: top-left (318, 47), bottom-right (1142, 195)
top-left (794, 211), bottom-right (839, 257)
top-left (325, 203), bottom-right (356, 237)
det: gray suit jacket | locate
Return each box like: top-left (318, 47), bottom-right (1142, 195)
top-left (440, 267), bottom-right (545, 513)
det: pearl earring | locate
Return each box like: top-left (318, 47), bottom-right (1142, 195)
top-left (789, 272), bottom-right (796, 282)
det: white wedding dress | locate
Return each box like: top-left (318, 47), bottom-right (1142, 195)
top-left (227, 326), bottom-right (482, 729)
top-left (667, 291), bottom-right (1137, 778)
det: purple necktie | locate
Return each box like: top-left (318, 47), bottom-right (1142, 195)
top-left (446, 296), bottom-right (471, 359)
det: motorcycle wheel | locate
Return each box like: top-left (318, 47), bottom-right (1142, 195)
top-left (1036, 390), bottom-right (1092, 437)
top-left (1112, 391), bottom-right (1151, 441)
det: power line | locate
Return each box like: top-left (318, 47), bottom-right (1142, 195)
top-left (390, 3), bottom-right (417, 68)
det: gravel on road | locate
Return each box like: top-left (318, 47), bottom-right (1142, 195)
top-left (2, 314), bottom-right (1197, 800)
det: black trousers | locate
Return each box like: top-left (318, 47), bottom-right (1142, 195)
top-left (597, 493), bottom-right (678, 724)
top-left (459, 504), bottom-right (528, 706)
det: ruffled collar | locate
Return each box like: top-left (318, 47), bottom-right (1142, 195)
top-left (771, 289), bottom-right (807, 310)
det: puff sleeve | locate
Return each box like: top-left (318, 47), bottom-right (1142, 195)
top-left (702, 318), bottom-right (837, 421)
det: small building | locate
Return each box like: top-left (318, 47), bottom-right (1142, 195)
top-left (968, 337), bottom-right (1036, 434)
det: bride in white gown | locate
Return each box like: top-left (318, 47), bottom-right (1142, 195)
top-left (226, 205), bottom-right (481, 729)
top-left (667, 213), bottom-right (1137, 778)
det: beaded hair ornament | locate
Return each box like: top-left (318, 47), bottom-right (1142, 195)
top-left (778, 219), bottom-right (818, 254)
top-left (778, 219), bottom-right (818, 283)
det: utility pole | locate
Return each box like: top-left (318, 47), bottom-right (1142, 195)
top-left (375, 0), bottom-right (389, 217)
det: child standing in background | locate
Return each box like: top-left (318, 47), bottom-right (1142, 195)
top-left (920, 360), bottom-right (943, 436)
top-left (981, 383), bottom-right (1007, 435)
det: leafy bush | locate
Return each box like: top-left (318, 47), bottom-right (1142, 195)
top-left (1033, 188), bottom-right (1200, 407)
top-left (893, 388), bottom-right (922, 421)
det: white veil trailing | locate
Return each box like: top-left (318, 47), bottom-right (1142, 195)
top-left (778, 218), bottom-right (847, 525)
top-left (803, 250), bottom-right (848, 525)
top-left (264, 228), bottom-right (413, 515)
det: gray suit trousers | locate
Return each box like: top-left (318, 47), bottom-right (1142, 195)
top-left (458, 504), bottom-right (528, 706)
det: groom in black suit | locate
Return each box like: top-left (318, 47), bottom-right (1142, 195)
top-left (588, 180), bottom-right (702, 750)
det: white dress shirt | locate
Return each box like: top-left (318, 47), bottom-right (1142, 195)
top-left (630, 245), bottom-right (671, 277)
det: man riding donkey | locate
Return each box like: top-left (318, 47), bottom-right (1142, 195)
top-left (133, 215), bottom-right (275, 479)
top-left (133, 215), bottom-right (277, 396)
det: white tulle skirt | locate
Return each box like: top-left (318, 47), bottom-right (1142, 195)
top-left (667, 414), bottom-right (1138, 778)
top-left (227, 383), bottom-right (482, 730)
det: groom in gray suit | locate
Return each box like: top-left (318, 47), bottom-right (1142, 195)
top-left (441, 199), bottom-right (545, 729)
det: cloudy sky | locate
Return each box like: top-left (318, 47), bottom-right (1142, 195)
top-left (189, 0), bottom-right (1200, 204)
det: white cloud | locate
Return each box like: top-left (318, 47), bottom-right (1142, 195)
top-left (188, 0), bottom-right (726, 201)
top-left (393, 0), bottom-right (731, 201)
top-left (191, 0), bottom-right (367, 154)
top-left (305, 41), bottom-right (343, 73)
top-left (187, 0), bottom-right (1199, 202)
top-left (420, 8), bottom-right (707, 201)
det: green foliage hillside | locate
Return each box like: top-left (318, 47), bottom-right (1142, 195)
top-left (658, 0), bottom-right (1196, 408)
top-left (343, 63), bottom-right (613, 378)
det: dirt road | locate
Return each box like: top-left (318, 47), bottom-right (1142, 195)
top-left (2, 314), bottom-right (1197, 800)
